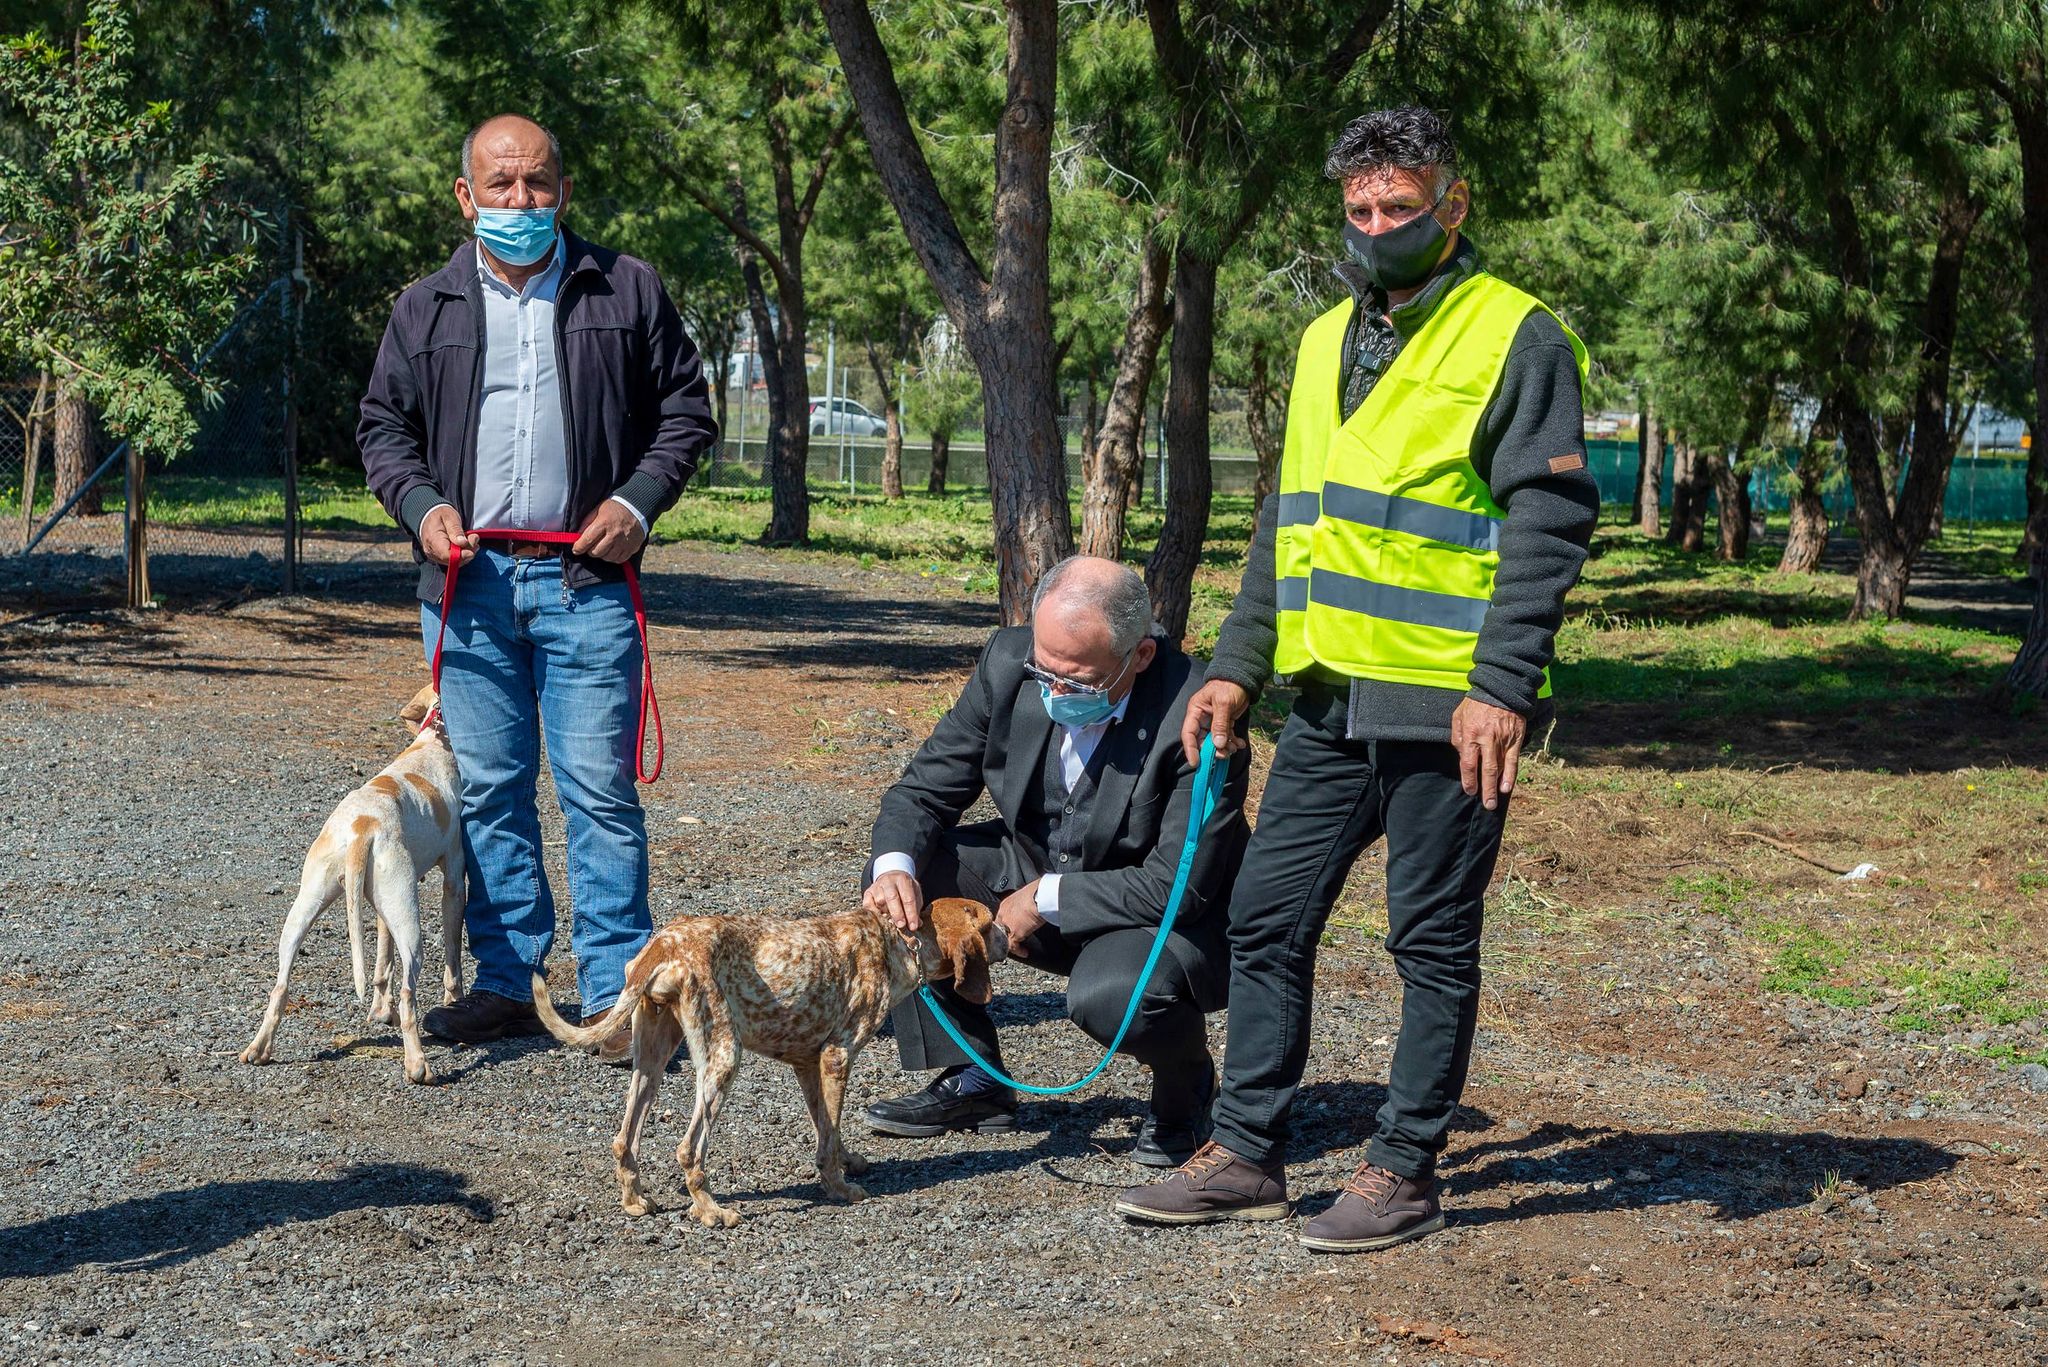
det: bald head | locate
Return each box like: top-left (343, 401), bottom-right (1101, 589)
top-left (462, 114), bottom-right (562, 183)
top-left (1032, 557), bottom-right (1153, 655)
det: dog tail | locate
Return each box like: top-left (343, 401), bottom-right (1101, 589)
top-left (344, 832), bottom-right (373, 1003)
top-left (531, 971), bottom-right (647, 1051)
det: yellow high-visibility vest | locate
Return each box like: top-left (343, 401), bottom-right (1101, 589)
top-left (1272, 271), bottom-right (1588, 694)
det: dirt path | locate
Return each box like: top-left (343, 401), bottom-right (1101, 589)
top-left (1, 538), bottom-right (2042, 1366)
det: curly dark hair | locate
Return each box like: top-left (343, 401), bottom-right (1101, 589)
top-left (1324, 106), bottom-right (1460, 192)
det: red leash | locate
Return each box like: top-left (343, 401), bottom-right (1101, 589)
top-left (422, 528), bottom-right (664, 783)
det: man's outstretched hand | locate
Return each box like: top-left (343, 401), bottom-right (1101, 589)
top-left (1180, 679), bottom-right (1252, 766)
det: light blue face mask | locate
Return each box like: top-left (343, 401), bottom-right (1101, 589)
top-left (473, 205), bottom-right (558, 267)
top-left (1036, 651), bottom-right (1134, 727)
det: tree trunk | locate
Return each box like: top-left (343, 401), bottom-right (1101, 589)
top-left (927, 429), bottom-right (951, 494)
top-left (1845, 184), bottom-right (1980, 618)
top-left (1666, 437), bottom-right (1707, 552)
top-left (1079, 229), bottom-right (1170, 561)
top-left (1711, 448), bottom-right (1752, 561)
top-left (1145, 249), bottom-right (1218, 642)
top-left (1247, 339), bottom-right (1284, 509)
top-left (1635, 399), bottom-right (1662, 537)
top-left (737, 228), bottom-right (783, 490)
top-left (2004, 41), bottom-right (2048, 695)
top-left (1778, 447), bottom-right (1831, 574)
top-left (53, 389), bottom-right (101, 517)
top-left (17, 372), bottom-right (49, 549)
top-left (822, 0), bottom-right (1073, 622)
top-left (866, 337), bottom-right (904, 499)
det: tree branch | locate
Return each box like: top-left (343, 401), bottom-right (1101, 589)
top-left (796, 103), bottom-right (861, 237)
top-left (818, 0), bottom-right (990, 325)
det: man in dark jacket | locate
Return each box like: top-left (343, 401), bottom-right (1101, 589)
top-left (863, 556), bottom-right (1250, 1166)
top-left (1117, 107), bottom-right (1597, 1247)
top-left (358, 113), bottom-right (716, 1054)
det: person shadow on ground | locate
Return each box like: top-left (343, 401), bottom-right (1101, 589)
top-left (0, 1162), bottom-right (492, 1278)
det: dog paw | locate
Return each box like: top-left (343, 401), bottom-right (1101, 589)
top-left (405, 1062), bottom-right (436, 1086)
top-left (829, 1182), bottom-right (868, 1204)
top-left (238, 1046), bottom-right (268, 1066)
top-left (620, 1193), bottom-right (655, 1218)
top-left (367, 1004), bottom-right (396, 1027)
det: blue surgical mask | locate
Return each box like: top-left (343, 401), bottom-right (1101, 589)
top-left (473, 206), bottom-right (558, 267)
top-left (1040, 683), bottom-right (1119, 728)
top-left (1035, 649), bottom-right (1134, 727)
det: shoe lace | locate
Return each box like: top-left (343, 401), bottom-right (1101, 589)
top-left (1341, 1161), bottom-right (1399, 1207)
top-left (1179, 1140), bottom-right (1233, 1180)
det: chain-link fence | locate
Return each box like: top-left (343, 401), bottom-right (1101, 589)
top-left (1584, 439), bottom-right (2032, 526)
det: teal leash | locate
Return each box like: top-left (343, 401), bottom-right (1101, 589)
top-left (915, 733), bottom-right (1225, 1097)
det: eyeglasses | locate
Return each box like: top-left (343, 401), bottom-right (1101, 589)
top-left (1025, 650), bottom-right (1134, 699)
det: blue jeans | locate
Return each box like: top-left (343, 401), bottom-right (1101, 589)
top-left (420, 549), bottom-right (651, 1012)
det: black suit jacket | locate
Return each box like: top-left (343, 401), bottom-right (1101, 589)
top-left (870, 626), bottom-right (1250, 943)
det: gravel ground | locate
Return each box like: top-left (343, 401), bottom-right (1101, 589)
top-left (2, 536), bottom-right (2044, 1366)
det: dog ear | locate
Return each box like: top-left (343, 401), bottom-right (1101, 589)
top-left (929, 897), bottom-right (993, 1006)
top-left (398, 685), bottom-right (438, 729)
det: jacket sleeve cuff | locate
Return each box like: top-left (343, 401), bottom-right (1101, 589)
top-left (1466, 672), bottom-right (1535, 716)
top-left (400, 488), bottom-right (453, 539)
top-left (613, 471), bottom-right (671, 530)
top-left (1204, 660), bottom-right (1267, 696)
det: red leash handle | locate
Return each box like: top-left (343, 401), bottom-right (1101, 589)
top-left (424, 528), bottom-right (664, 783)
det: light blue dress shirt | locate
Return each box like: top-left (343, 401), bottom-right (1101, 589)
top-left (421, 239), bottom-right (647, 536)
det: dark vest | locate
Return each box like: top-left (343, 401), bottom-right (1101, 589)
top-left (1022, 722), bottom-right (1110, 873)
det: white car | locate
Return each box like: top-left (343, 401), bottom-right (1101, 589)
top-left (809, 397), bottom-right (887, 437)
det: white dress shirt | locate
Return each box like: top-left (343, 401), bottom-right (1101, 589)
top-left (418, 239), bottom-right (647, 536)
top-left (872, 691), bottom-right (1130, 926)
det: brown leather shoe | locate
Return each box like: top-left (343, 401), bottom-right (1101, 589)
top-left (1114, 1141), bottom-right (1289, 1225)
top-left (1298, 1161), bottom-right (1444, 1252)
top-left (581, 1006), bottom-right (633, 1067)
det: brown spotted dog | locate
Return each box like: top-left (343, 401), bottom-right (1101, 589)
top-left (240, 684), bottom-right (464, 1085)
top-left (532, 897), bottom-right (1006, 1227)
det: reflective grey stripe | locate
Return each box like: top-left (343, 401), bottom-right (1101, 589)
top-left (1319, 481), bottom-right (1501, 552)
top-left (1309, 567), bottom-right (1489, 635)
top-left (1277, 491), bottom-right (1321, 527)
top-left (1275, 575), bottom-right (1309, 612)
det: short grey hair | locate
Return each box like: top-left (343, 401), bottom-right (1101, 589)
top-left (1325, 105), bottom-right (1460, 197)
top-left (1031, 557), bottom-right (1154, 656)
top-left (461, 114), bottom-right (564, 182)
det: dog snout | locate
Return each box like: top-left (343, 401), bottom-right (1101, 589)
top-left (985, 920), bottom-right (1010, 965)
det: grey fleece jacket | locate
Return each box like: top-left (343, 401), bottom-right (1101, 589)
top-left (1206, 237), bottom-right (1598, 740)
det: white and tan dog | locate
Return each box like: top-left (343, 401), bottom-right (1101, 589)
top-left (240, 684), bottom-right (464, 1084)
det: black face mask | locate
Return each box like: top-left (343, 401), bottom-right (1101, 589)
top-left (1342, 190), bottom-right (1450, 293)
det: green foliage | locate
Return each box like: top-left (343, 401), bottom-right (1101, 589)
top-left (0, 0), bottom-right (261, 456)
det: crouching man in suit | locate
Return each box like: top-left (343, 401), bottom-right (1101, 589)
top-left (862, 556), bottom-right (1250, 1166)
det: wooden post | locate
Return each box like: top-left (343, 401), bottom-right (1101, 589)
top-left (282, 230), bottom-right (304, 594)
top-left (16, 373), bottom-right (49, 551)
top-left (125, 440), bottom-right (150, 607)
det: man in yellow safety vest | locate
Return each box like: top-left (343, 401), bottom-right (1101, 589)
top-left (1117, 106), bottom-right (1598, 1251)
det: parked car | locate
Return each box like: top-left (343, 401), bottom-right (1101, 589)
top-left (809, 397), bottom-right (888, 437)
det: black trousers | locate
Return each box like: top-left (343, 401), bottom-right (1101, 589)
top-left (889, 821), bottom-right (1225, 1108)
top-left (1209, 685), bottom-right (1508, 1178)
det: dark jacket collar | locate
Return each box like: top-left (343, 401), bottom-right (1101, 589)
top-left (1332, 234), bottom-right (1481, 338)
top-left (424, 229), bottom-right (606, 299)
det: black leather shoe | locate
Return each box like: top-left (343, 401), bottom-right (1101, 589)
top-left (866, 1068), bottom-right (1019, 1137)
top-left (422, 990), bottom-right (546, 1044)
top-left (1132, 1059), bottom-right (1216, 1168)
